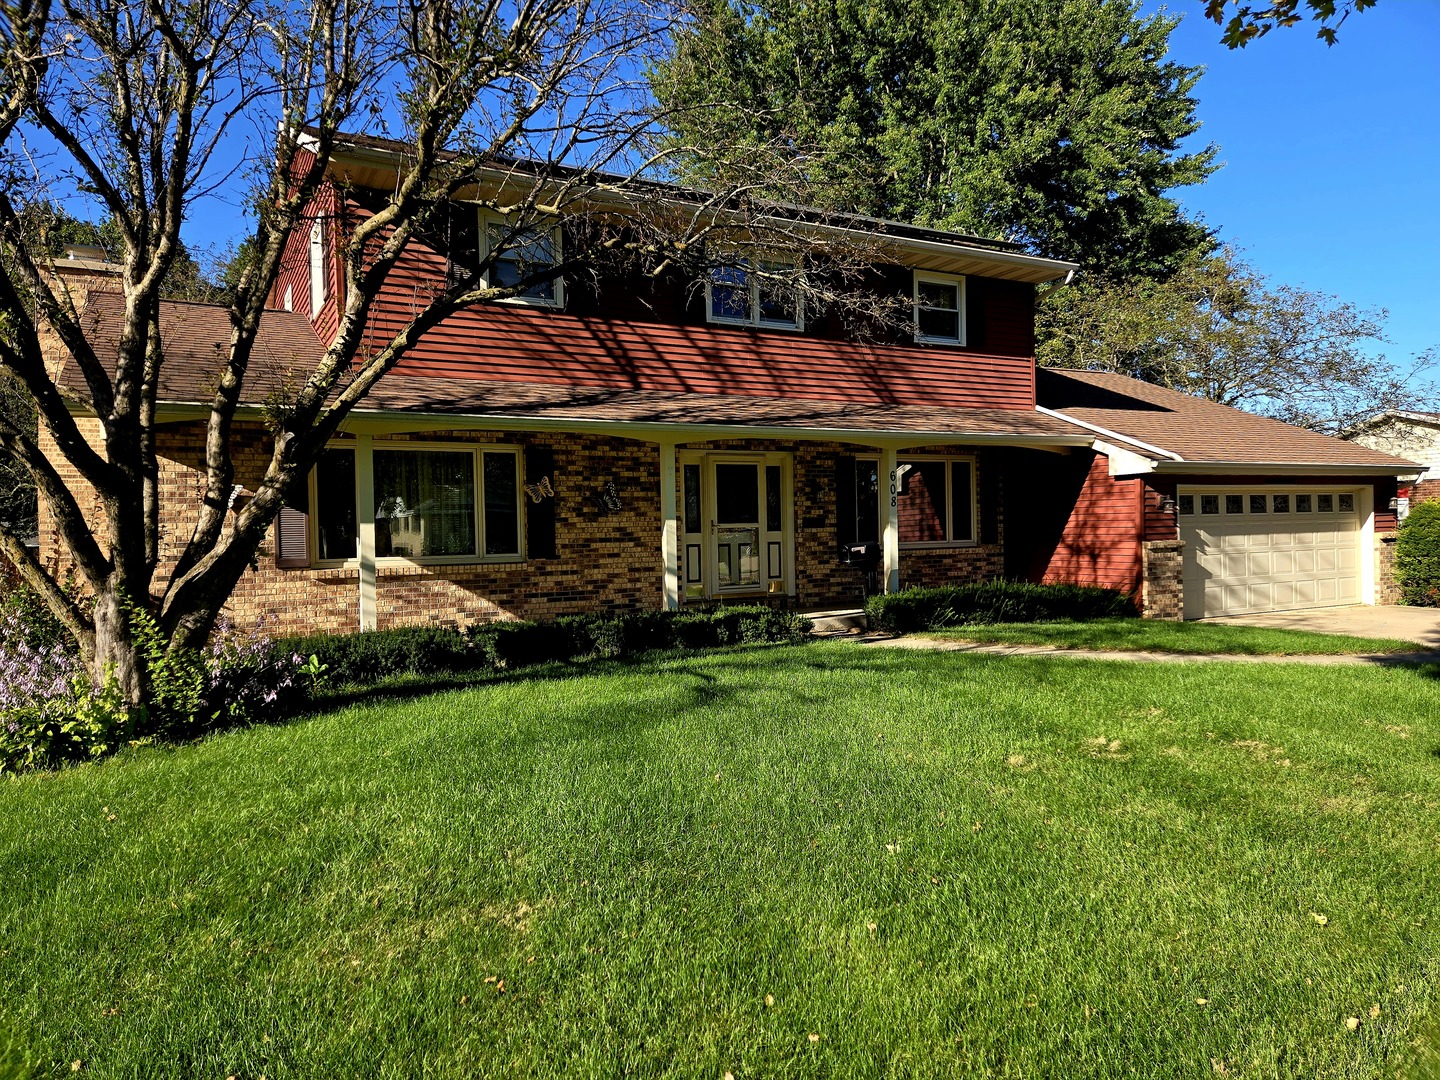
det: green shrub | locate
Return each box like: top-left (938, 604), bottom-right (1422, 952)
top-left (470, 621), bottom-right (574, 669)
top-left (864, 580), bottom-right (1136, 633)
top-left (273, 625), bottom-right (479, 682)
top-left (1394, 500), bottom-right (1440, 606)
top-left (272, 607), bottom-right (814, 686)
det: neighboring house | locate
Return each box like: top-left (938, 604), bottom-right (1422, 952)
top-left (1343, 411), bottom-right (1440, 511)
top-left (35, 135), bottom-right (1419, 633)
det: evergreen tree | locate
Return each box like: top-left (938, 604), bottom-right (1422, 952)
top-left (653, 0), bottom-right (1218, 280)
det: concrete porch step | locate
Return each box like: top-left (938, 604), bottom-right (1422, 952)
top-left (804, 608), bottom-right (870, 635)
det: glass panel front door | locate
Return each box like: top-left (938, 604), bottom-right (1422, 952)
top-left (678, 452), bottom-right (791, 599)
top-left (714, 463), bottom-right (761, 590)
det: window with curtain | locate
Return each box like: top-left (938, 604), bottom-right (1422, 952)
top-left (374, 449), bottom-right (478, 559)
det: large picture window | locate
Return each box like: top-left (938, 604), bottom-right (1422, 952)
top-left (898, 457), bottom-right (975, 546)
top-left (311, 442), bottom-right (523, 564)
top-left (706, 259), bottom-right (802, 330)
top-left (375, 449), bottom-right (477, 558)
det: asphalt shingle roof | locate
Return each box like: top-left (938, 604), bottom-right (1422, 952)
top-left (1037, 368), bottom-right (1419, 469)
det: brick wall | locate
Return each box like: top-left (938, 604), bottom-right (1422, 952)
top-left (38, 420), bottom-right (1011, 634)
top-left (1376, 531), bottom-right (1400, 605)
top-left (1141, 539), bottom-right (1184, 621)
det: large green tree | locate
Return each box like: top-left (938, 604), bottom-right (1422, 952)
top-left (1037, 249), bottom-right (1425, 435)
top-left (653, 0), bottom-right (1218, 280)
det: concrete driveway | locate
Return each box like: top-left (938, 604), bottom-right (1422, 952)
top-left (1207, 605), bottom-right (1440, 648)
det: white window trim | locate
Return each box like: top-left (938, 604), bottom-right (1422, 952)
top-left (913, 270), bottom-right (966, 346)
top-left (896, 454), bottom-right (977, 548)
top-left (480, 212), bottom-right (565, 309)
top-left (310, 440), bottom-right (525, 568)
top-left (308, 220), bottom-right (327, 319)
top-left (1175, 484), bottom-right (1362, 519)
top-left (704, 258), bottom-right (805, 332)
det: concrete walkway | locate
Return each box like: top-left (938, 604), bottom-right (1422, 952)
top-left (1206, 605), bottom-right (1440, 649)
top-left (859, 634), bottom-right (1440, 667)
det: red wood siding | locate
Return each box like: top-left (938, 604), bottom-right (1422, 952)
top-left (1038, 452), bottom-right (1143, 595)
top-left (1143, 479), bottom-right (1179, 541)
top-left (358, 217), bottom-right (1036, 409)
top-left (269, 175), bottom-right (342, 343)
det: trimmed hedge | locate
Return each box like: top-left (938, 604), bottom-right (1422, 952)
top-left (864, 581), bottom-right (1136, 633)
top-left (273, 605), bottom-right (812, 685)
top-left (1395, 500), bottom-right (1440, 607)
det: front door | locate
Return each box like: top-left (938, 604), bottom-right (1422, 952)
top-left (680, 452), bottom-right (792, 600)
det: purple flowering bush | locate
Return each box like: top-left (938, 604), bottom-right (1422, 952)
top-left (199, 617), bottom-right (316, 728)
top-left (0, 605), bottom-right (324, 774)
top-left (0, 612), bottom-right (132, 772)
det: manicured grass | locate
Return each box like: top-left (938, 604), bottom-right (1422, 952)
top-left (923, 618), bottom-right (1425, 656)
top-left (2, 642), bottom-right (1440, 1078)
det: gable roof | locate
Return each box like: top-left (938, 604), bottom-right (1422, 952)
top-left (73, 291), bottom-right (327, 404)
top-left (318, 131), bottom-right (1078, 286)
top-left (1037, 368), bottom-right (1419, 474)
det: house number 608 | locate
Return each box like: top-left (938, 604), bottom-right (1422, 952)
top-left (889, 470), bottom-right (898, 508)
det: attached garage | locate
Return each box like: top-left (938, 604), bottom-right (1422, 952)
top-left (1178, 488), bottom-right (1363, 619)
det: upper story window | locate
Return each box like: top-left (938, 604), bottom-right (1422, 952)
top-left (483, 217), bottom-right (563, 308)
top-left (706, 259), bottom-right (802, 331)
top-left (308, 220), bottom-right (328, 318)
top-left (913, 271), bottom-right (965, 345)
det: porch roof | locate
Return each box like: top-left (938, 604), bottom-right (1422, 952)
top-left (336, 376), bottom-right (1090, 446)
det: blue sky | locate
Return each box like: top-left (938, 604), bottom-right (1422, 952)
top-left (1152, 1), bottom-right (1440, 370)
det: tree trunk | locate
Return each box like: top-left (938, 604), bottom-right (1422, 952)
top-left (91, 588), bottom-right (146, 709)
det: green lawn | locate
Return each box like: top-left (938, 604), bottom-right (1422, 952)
top-left (3, 642), bottom-right (1440, 1078)
top-left (921, 618), bottom-right (1425, 656)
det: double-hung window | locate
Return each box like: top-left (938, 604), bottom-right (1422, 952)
top-left (897, 457), bottom-right (975, 546)
top-left (706, 258), bottom-right (802, 330)
top-left (913, 271), bottom-right (965, 345)
top-left (483, 217), bottom-right (563, 307)
top-left (309, 442), bottom-right (523, 565)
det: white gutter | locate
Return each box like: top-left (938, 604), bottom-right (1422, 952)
top-left (1153, 460), bottom-right (1422, 479)
top-left (1036, 406), bottom-right (1183, 461)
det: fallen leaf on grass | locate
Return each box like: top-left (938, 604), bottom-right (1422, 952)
top-left (765, 994), bottom-right (775, 1007)
top-left (1311, 912), bottom-right (1329, 927)
top-left (1346, 1017), bottom-right (1361, 1032)
top-left (808, 1033), bottom-right (820, 1044)
top-left (1370, 1004), bottom-right (1381, 1019)
top-left (1195, 998), bottom-right (1209, 1006)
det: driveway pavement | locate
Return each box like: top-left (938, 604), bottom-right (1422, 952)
top-left (1207, 605), bottom-right (1440, 648)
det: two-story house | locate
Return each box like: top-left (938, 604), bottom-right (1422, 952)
top-left (39, 133), bottom-right (1419, 632)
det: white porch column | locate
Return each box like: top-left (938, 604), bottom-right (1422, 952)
top-left (659, 441), bottom-right (680, 610)
top-left (356, 434), bottom-right (377, 631)
top-left (881, 445), bottom-right (901, 594)
top-left (1358, 484), bottom-right (1377, 606)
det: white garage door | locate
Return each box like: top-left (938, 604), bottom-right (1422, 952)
top-left (1178, 489), bottom-right (1362, 619)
